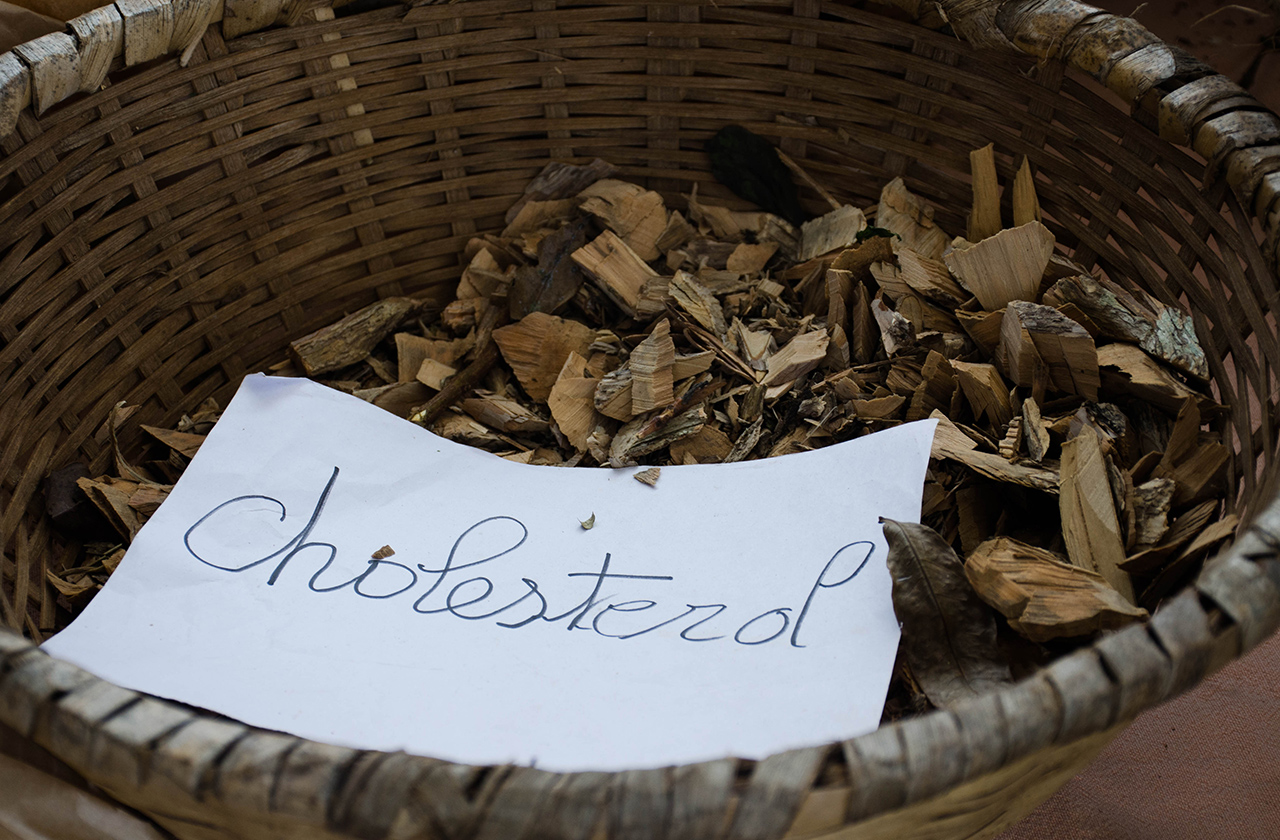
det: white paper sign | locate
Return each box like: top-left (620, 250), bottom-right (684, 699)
top-left (43, 374), bottom-right (936, 771)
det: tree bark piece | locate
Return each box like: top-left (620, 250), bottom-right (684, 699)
top-left (831, 235), bottom-right (895, 283)
top-left (289, 297), bottom-right (419, 376)
top-left (1121, 499), bottom-right (1220, 574)
top-left (726, 242), bottom-right (778, 274)
top-left (871, 298), bottom-right (915, 356)
top-left (505, 158), bottom-right (617, 223)
top-left (1046, 274), bottom-right (1208, 382)
top-left (998, 301), bottom-right (1098, 400)
top-left (1021, 396), bottom-right (1050, 463)
top-left (1060, 425), bottom-right (1136, 603)
top-left (965, 537), bottom-right (1148, 642)
top-left (1131, 477), bottom-right (1175, 548)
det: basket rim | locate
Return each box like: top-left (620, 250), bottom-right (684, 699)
top-left (1, 1), bottom-right (1279, 837)
top-left (0, 0), bottom-right (1276, 269)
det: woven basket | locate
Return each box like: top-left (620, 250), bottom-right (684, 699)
top-left (2, 0), bottom-right (1279, 837)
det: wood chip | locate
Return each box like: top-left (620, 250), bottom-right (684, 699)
top-left (965, 537), bottom-right (1147, 641)
top-left (355, 381), bottom-right (431, 417)
top-left (669, 425), bottom-right (733, 464)
top-left (414, 357), bottom-right (457, 391)
top-left (492, 312), bottom-right (596, 402)
top-left (950, 361), bottom-right (1012, 428)
top-left (1151, 399), bottom-right (1229, 506)
top-left (502, 198), bottom-right (580, 238)
top-left (75, 477), bottom-right (140, 541)
top-left (547, 351), bottom-right (604, 452)
top-left (1012, 156), bottom-right (1041, 226)
top-left (956, 308), bottom-right (1004, 357)
top-left (1097, 342), bottom-right (1204, 414)
top-left (633, 467), bottom-right (661, 486)
top-left (798, 205), bottom-right (866, 261)
top-left (761, 329), bottom-right (830, 397)
top-left (726, 241), bottom-right (779, 274)
top-left (140, 425), bottom-right (204, 458)
top-left (895, 246), bottom-right (968, 307)
top-left (670, 272), bottom-right (727, 338)
top-left (930, 411), bottom-right (1060, 492)
top-left (127, 484), bottom-right (170, 516)
top-left (460, 392), bottom-right (550, 434)
top-left (578, 179), bottom-right (667, 261)
top-left (572, 230), bottom-right (671, 319)
top-left (1060, 425), bottom-right (1135, 603)
top-left (944, 221), bottom-right (1055, 310)
top-left (968, 143), bottom-right (1001, 241)
top-left (505, 158), bottom-right (616, 223)
top-left (876, 177), bottom-right (949, 260)
top-left (998, 301), bottom-right (1099, 400)
top-left (631, 319), bottom-right (677, 413)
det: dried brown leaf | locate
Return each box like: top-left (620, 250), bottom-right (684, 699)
top-left (881, 518), bottom-right (1012, 707)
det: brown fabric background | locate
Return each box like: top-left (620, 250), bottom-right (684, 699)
top-left (998, 628), bottom-right (1280, 839)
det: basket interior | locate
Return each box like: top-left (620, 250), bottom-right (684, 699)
top-left (1, 0), bottom-right (1277, 639)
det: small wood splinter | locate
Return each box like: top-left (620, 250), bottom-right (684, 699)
top-left (371, 545), bottom-right (395, 559)
top-left (634, 467), bottom-right (661, 486)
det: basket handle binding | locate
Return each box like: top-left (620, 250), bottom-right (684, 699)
top-left (0, 1), bottom-right (1279, 838)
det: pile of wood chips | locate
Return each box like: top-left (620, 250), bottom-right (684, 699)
top-left (51, 145), bottom-right (1237, 719)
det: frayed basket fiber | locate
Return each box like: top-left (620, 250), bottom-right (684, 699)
top-left (2, 0), bottom-right (1280, 838)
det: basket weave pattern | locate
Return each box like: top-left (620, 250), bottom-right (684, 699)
top-left (1, 1), bottom-right (1279, 838)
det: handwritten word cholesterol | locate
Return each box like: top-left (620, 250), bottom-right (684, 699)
top-left (184, 467), bottom-right (875, 648)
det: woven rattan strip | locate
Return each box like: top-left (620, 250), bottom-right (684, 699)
top-left (0, 1), bottom-right (1279, 839)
